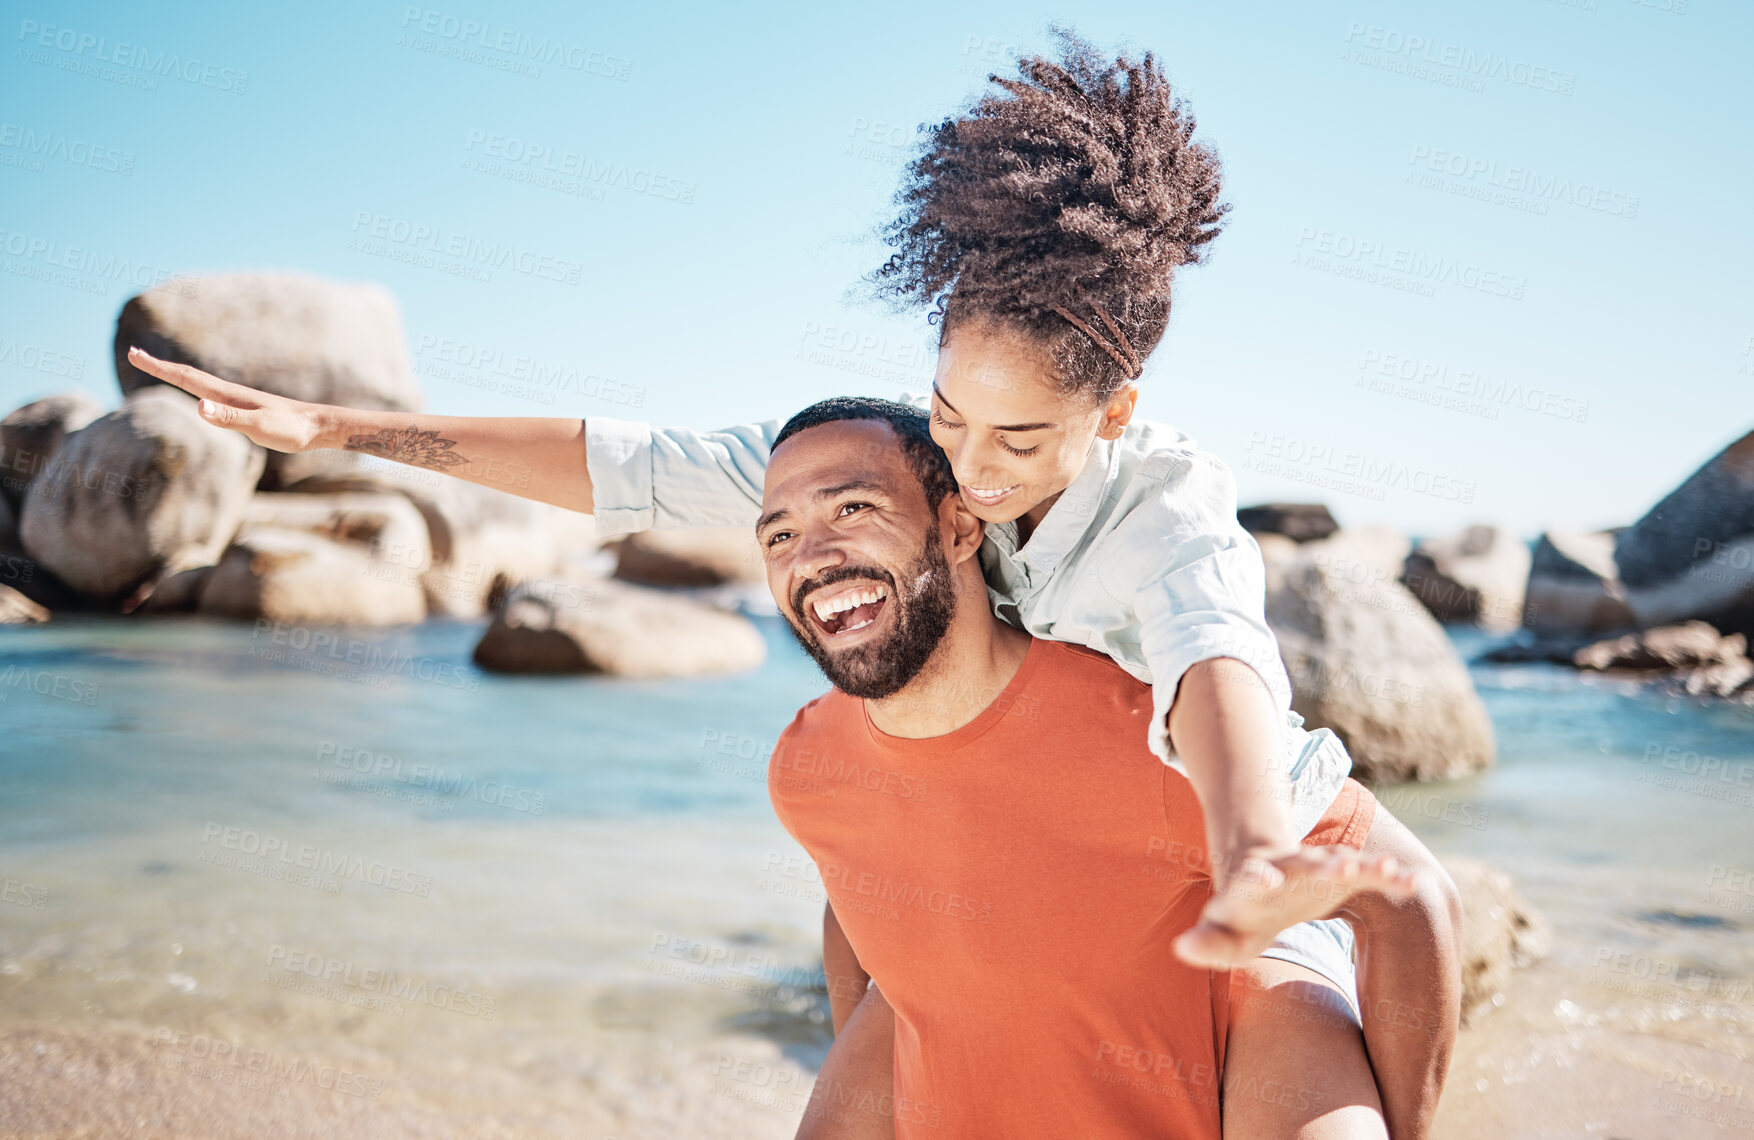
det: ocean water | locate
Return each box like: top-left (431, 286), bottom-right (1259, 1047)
top-left (0, 613), bottom-right (1751, 1137)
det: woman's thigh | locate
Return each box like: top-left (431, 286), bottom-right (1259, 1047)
top-left (1223, 958), bottom-right (1387, 1140)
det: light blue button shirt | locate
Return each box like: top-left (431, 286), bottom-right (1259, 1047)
top-left (583, 391), bottom-right (1353, 837)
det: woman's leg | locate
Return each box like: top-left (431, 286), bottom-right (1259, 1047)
top-left (1223, 958), bottom-right (1387, 1139)
top-left (1333, 808), bottom-right (1464, 1140)
top-left (796, 984), bottom-right (896, 1140)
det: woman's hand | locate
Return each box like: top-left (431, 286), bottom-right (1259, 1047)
top-left (126, 346), bottom-right (330, 454)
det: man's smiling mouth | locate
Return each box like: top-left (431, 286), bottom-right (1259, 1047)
top-left (804, 580), bottom-right (891, 637)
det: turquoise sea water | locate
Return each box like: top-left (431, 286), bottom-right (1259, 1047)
top-left (1, 613), bottom-right (1751, 1136)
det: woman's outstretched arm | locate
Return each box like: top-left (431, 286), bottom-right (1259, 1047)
top-left (125, 346), bottom-right (798, 532)
top-left (129, 346), bottom-right (597, 512)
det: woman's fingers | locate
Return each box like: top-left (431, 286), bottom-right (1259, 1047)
top-left (126, 346), bottom-right (262, 408)
top-left (195, 397), bottom-right (255, 431)
top-left (125, 345), bottom-right (317, 449)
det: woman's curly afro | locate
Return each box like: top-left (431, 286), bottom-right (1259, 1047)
top-left (870, 26), bottom-right (1230, 403)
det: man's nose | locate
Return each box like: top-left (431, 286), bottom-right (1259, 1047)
top-left (794, 530), bottom-right (848, 581)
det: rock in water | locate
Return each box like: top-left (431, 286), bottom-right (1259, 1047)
top-left (473, 577), bottom-right (765, 677)
top-left (142, 489), bottom-right (434, 618)
top-left (18, 388), bottom-right (265, 601)
top-left (1571, 621), bottom-right (1754, 697)
top-left (278, 467), bottom-right (600, 619)
top-left (1615, 429), bottom-right (1754, 590)
top-left (1523, 529), bottom-right (1634, 635)
top-left (0, 583), bottom-right (48, 624)
top-left (112, 273), bottom-right (422, 490)
top-left (0, 493), bottom-right (79, 614)
top-left (612, 527), bottom-right (765, 587)
top-left (236, 491), bottom-right (432, 571)
top-left (1572, 428), bottom-right (1754, 636)
top-left (199, 525), bottom-right (426, 626)
top-left (1237, 502), bottom-right (1339, 543)
top-left (1443, 856), bottom-right (1550, 1025)
top-left (1266, 554), bottom-right (1495, 783)
top-left (1573, 620), bottom-right (1746, 671)
top-left (1403, 524), bottom-right (1530, 632)
top-left (0, 394), bottom-right (103, 511)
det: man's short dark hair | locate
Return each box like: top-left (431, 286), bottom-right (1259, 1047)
top-left (772, 397), bottom-right (958, 511)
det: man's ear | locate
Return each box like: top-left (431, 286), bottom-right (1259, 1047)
top-left (940, 490), bottom-right (985, 567)
top-left (1097, 385), bottom-right (1139, 440)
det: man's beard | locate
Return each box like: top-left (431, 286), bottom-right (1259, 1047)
top-left (783, 527), bottom-right (958, 700)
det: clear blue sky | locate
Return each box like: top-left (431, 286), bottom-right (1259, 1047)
top-left (3, 0), bottom-right (1748, 538)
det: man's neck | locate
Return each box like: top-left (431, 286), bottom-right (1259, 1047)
top-left (864, 614), bottom-right (1033, 739)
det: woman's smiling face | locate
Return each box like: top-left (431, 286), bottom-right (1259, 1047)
top-left (929, 322), bottom-right (1138, 532)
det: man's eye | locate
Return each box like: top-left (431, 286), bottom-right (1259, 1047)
top-left (765, 531), bottom-right (792, 547)
top-left (838, 502), bottom-right (870, 517)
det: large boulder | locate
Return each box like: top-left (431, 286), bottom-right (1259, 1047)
top-left (199, 525), bottom-right (426, 626)
top-left (113, 273), bottom-right (423, 491)
top-left (1403, 525), bottom-right (1531, 632)
top-left (1300, 528), bottom-right (1413, 597)
top-left (1444, 856), bottom-right (1550, 1025)
top-left (1238, 503), bottom-right (1338, 543)
top-left (1266, 552), bottom-right (1495, 783)
top-left (0, 583), bottom-right (49, 624)
top-left (1522, 529), bottom-right (1634, 635)
top-left (0, 394), bottom-right (104, 510)
top-left (472, 576), bottom-right (765, 677)
top-left (17, 387), bottom-right (265, 601)
top-left (611, 526), bottom-right (765, 587)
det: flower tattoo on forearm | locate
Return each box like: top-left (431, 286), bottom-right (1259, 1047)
top-left (342, 426), bottom-right (470, 471)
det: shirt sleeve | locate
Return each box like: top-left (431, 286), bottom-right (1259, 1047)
top-left (583, 415), bottom-right (783, 537)
top-left (1100, 447), bottom-right (1296, 767)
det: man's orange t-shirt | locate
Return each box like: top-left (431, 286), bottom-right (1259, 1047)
top-left (768, 637), bottom-right (1376, 1139)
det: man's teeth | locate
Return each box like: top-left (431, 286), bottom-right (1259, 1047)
top-left (812, 585), bottom-right (889, 623)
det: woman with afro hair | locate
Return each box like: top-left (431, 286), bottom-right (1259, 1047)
top-left (129, 24), bottom-right (1462, 1139)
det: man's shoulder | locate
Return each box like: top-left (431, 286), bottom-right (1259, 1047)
top-left (1033, 639), bottom-right (1152, 703)
top-left (1015, 640), bottom-right (1158, 756)
top-left (774, 686), bottom-right (863, 749)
